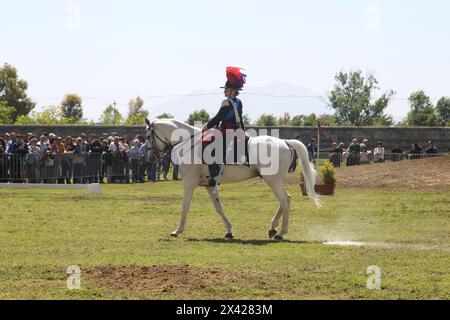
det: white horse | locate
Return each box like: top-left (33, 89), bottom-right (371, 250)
top-left (145, 119), bottom-right (321, 240)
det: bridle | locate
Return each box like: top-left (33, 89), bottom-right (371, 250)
top-left (146, 124), bottom-right (170, 163)
top-left (145, 121), bottom-right (201, 162)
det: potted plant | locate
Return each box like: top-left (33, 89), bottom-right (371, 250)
top-left (300, 160), bottom-right (337, 196)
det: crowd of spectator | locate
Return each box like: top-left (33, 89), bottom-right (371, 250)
top-left (0, 131), bottom-right (179, 184)
top-left (318, 138), bottom-right (443, 168)
top-left (305, 137), bottom-right (444, 168)
top-left (0, 131), bottom-right (446, 184)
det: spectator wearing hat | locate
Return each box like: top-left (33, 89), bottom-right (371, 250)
top-left (374, 141), bottom-right (385, 163)
top-left (87, 139), bottom-right (103, 184)
top-left (425, 141), bottom-right (439, 157)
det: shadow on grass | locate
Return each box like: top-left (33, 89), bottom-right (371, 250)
top-left (160, 238), bottom-right (322, 246)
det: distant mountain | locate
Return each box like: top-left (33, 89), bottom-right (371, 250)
top-left (149, 82), bottom-right (331, 124)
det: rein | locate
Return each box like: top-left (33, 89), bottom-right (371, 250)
top-left (147, 124), bottom-right (199, 162)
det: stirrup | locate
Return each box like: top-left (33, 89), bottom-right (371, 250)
top-left (208, 179), bottom-right (217, 187)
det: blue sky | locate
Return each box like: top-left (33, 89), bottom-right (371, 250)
top-left (1, 0), bottom-right (449, 122)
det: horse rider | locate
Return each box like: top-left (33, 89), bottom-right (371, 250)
top-left (202, 67), bottom-right (247, 187)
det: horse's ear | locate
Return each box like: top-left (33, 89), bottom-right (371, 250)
top-left (145, 119), bottom-right (151, 127)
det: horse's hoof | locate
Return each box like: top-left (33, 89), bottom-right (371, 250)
top-left (225, 233), bottom-right (234, 240)
top-left (170, 233), bottom-right (178, 238)
top-left (269, 229), bottom-right (278, 239)
top-left (274, 235), bottom-right (284, 241)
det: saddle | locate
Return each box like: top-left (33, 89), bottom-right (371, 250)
top-left (201, 133), bottom-right (250, 167)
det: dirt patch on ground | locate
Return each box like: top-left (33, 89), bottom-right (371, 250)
top-left (80, 265), bottom-right (247, 296)
top-left (286, 156), bottom-right (450, 190)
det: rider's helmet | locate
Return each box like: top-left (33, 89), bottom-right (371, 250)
top-left (220, 67), bottom-right (247, 91)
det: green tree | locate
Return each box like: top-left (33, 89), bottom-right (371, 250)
top-left (126, 96), bottom-right (149, 125)
top-left (318, 114), bottom-right (337, 126)
top-left (303, 113), bottom-right (318, 126)
top-left (256, 114), bottom-right (277, 126)
top-left (60, 93), bottom-right (83, 123)
top-left (328, 70), bottom-right (395, 126)
top-left (405, 91), bottom-right (439, 127)
top-left (291, 115), bottom-right (304, 126)
top-left (372, 114), bottom-right (394, 126)
top-left (157, 113), bottom-right (175, 119)
top-left (436, 97), bottom-right (450, 126)
top-left (0, 101), bottom-right (15, 124)
top-left (15, 105), bottom-right (69, 125)
top-left (99, 104), bottom-right (124, 126)
top-left (242, 114), bottom-right (252, 126)
top-left (14, 114), bottom-right (33, 124)
top-left (34, 105), bottom-right (69, 125)
top-left (278, 112), bottom-right (291, 126)
top-left (0, 63), bottom-right (35, 121)
top-left (187, 109), bottom-right (210, 125)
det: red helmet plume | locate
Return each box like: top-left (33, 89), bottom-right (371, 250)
top-left (221, 67), bottom-right (247, 90)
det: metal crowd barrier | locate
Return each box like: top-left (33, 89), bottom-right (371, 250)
top-left (0, 152), bottom-right (176, 184)
top-left (312, 151), bottom-right (448, 168)
top-left (0, 150), bottom-right (446, 183)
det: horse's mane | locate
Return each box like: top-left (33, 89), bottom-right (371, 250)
top-left (152, 119), bottom-right (202, 164)
top-left (153, 119), bottom-right (201, 133)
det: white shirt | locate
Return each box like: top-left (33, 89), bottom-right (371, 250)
top-left (37, 141), bottom-right (48, 155)
top-left (109, 142), bottom-right (124, 153)
top-left (374, 147), bottom-right (385, 158)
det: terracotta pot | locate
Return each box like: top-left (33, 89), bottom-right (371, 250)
top-left (300, 183), bottom-right (336, 196)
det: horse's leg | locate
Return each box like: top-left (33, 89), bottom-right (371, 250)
top-left (269, 206), bottom-right (283, 239)
top-left (264, 177), bottom-right (291, 240)
top-left (207, 187), bottom-right (233, 239)
top-left (278, 189), bottom-right (292, 239)
top-left (171, 185), bottom-right (195, 237)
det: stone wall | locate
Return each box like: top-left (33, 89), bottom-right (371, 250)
top-left (1, 125), bottom-right (449, 152)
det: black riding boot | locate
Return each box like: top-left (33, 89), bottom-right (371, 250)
top-left (208, 164), bottom-right (221, 187)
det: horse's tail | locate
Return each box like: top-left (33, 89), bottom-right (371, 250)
top-left (286, 140), bottom-right (322, 209)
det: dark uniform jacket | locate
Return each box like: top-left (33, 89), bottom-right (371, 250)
top-left (207, 98), bottom-right (245, 132)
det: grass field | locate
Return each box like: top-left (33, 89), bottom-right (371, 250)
top-left (0, 179), bottom-right (449, 300)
